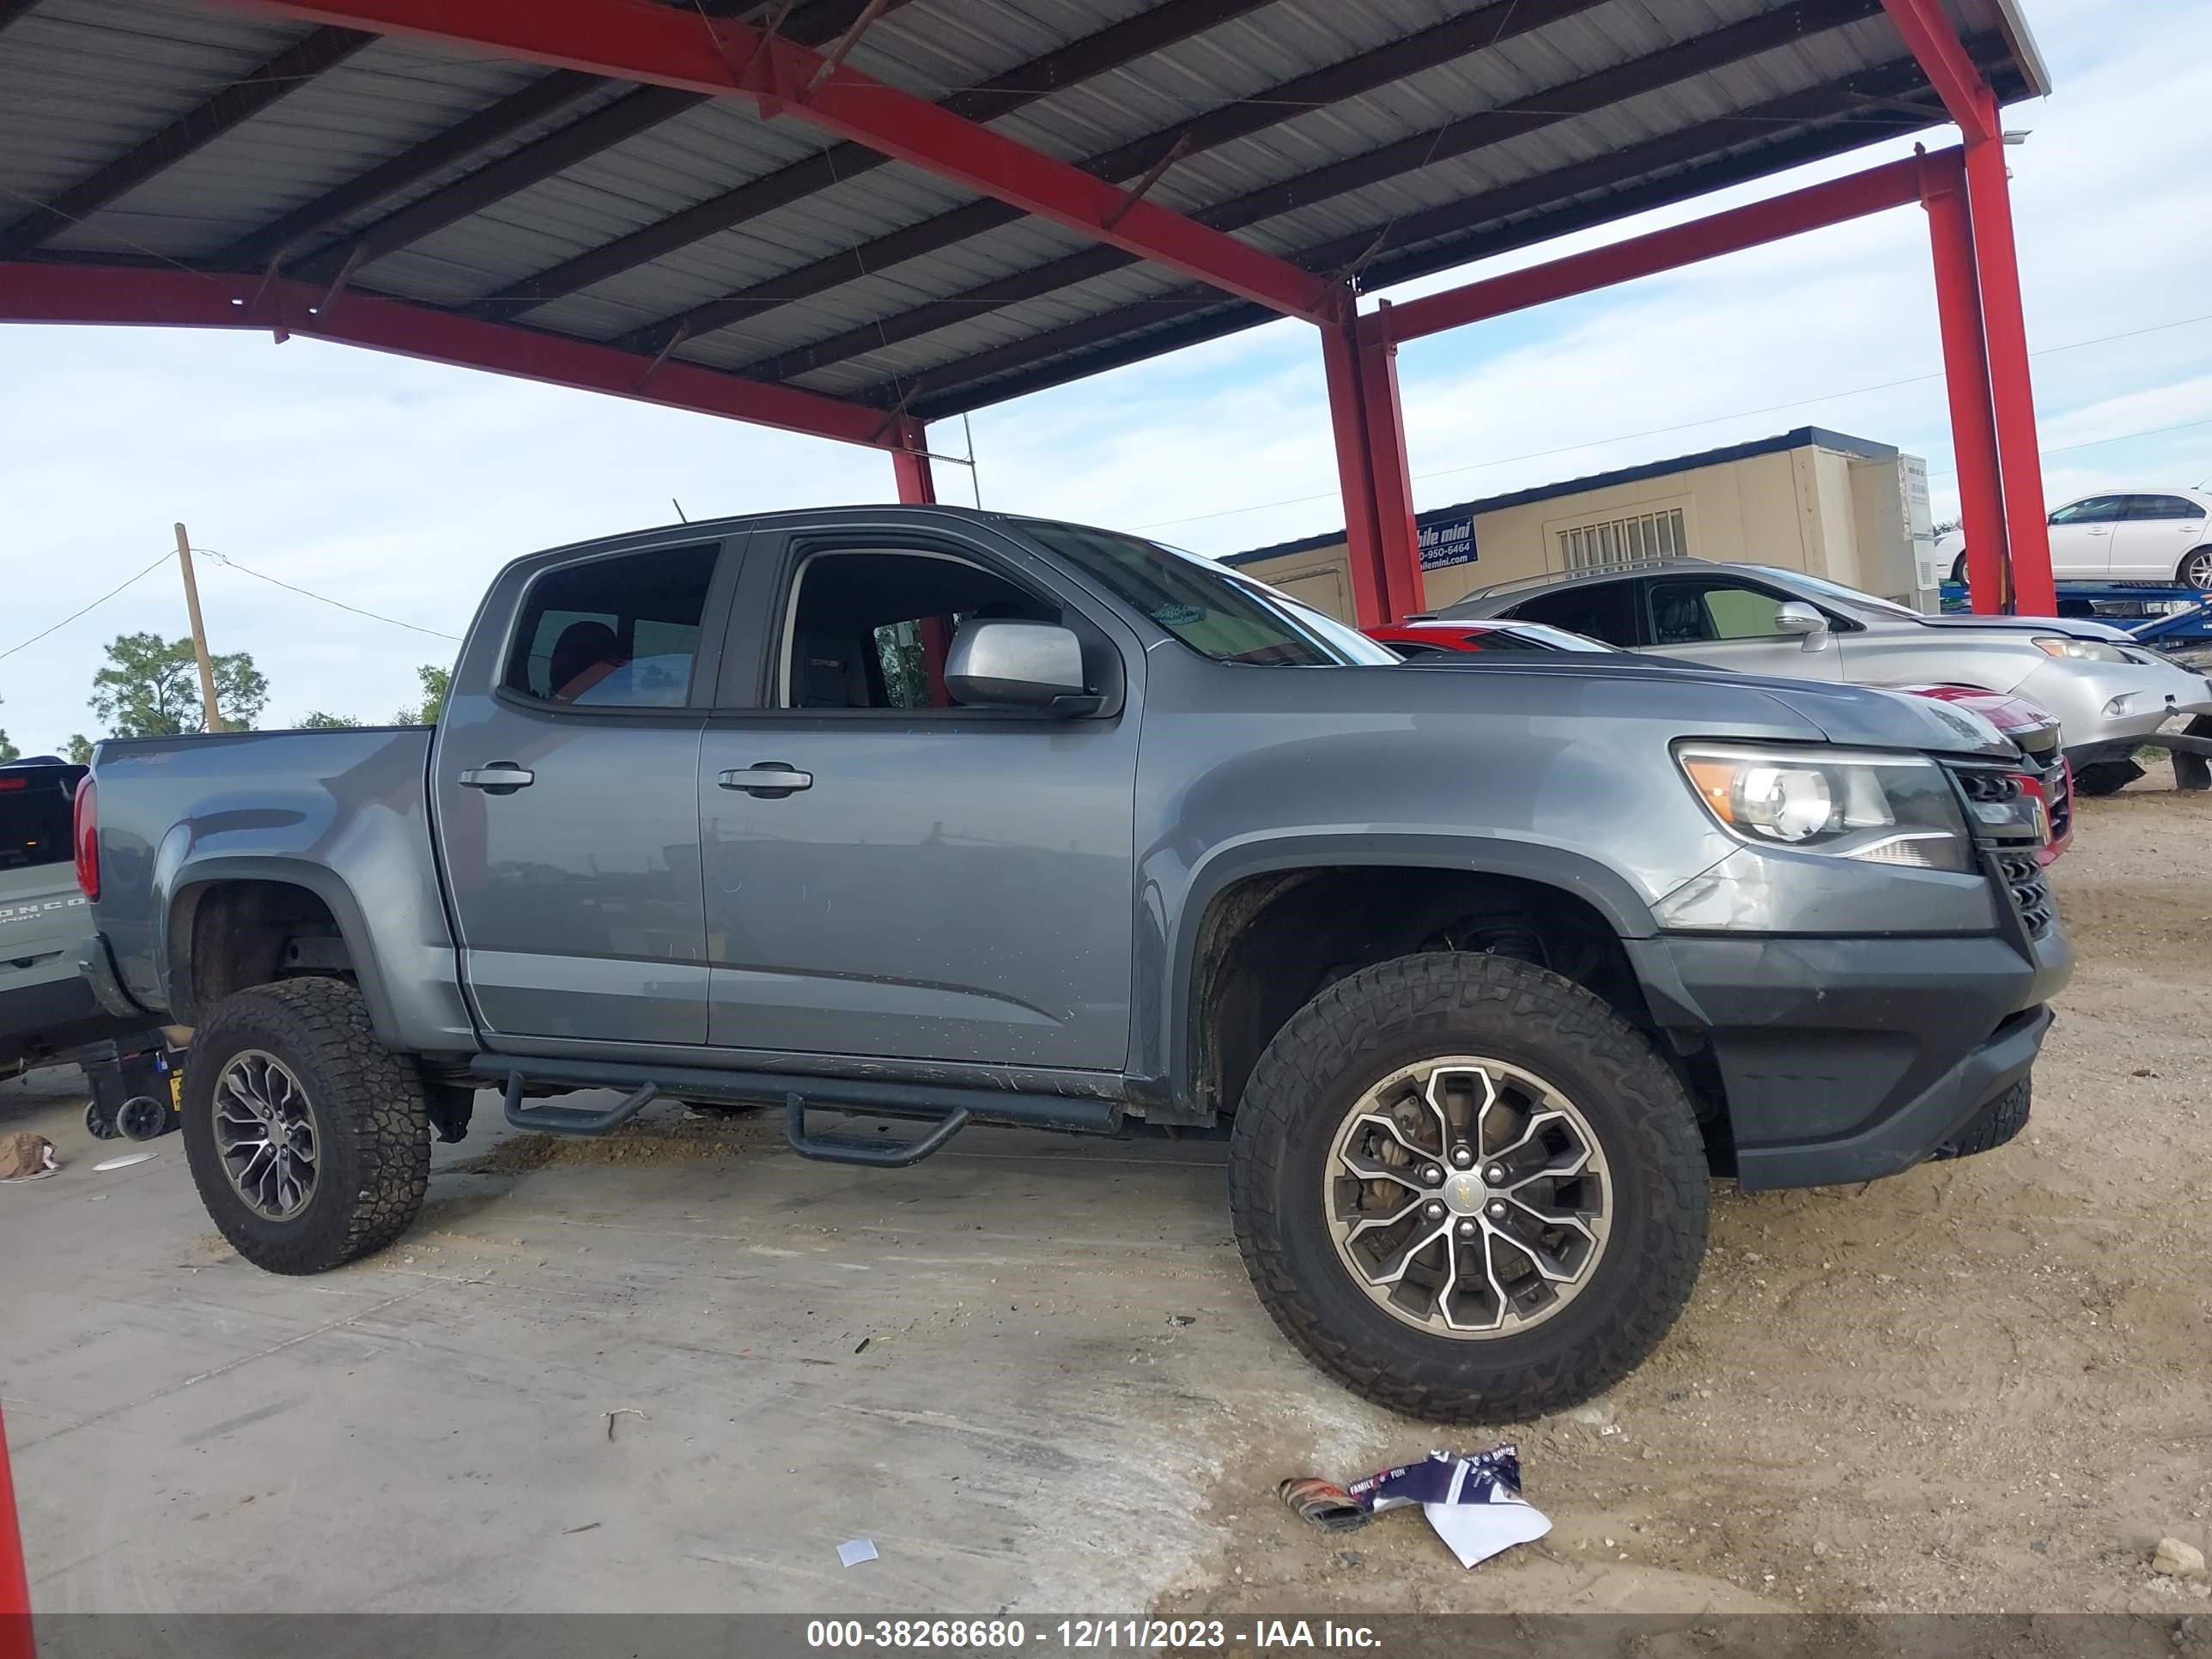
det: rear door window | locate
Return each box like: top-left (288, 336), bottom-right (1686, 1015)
top-left (504, 543), bottom-right (720, 708)
top-left (1505, 580), bottom-right (1640, 646)
top-left (2124, 495), bottom-right (2206, 522)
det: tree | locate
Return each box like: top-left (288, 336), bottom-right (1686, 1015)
top-left (88, 631), bottom-right (268, 736)
top-left (296, 710), bottom-right (362, 729)
top-left (65, 735), bottom-right (93, 766)
top-left (395, 662), bottom-right (451, 726)
top-left (0, 697), bottom-right (16, 763)
top-left (1930, 518), bottom-right (1962, 540)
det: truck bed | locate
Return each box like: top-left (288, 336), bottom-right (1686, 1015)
top-left (88, 725), bottom-right (470, 1052)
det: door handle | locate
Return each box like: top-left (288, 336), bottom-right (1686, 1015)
top-left (719, 763), bottom-right (812, 798)
top-left (458, 763), bottom-right (535, 794)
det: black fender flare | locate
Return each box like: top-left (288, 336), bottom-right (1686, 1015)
top-left (162, 856), bottom-right (404, 1046)
top-left (1159, 832), bottom-right (1657, 1105)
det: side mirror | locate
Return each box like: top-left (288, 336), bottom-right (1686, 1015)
top-left (1774, 601), bottom-right (1828, 644)
top-left (945, 621), bottom-right (1097, 714)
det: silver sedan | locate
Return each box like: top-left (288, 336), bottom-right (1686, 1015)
top-left (1434, 561), bottom-right (2212, 784)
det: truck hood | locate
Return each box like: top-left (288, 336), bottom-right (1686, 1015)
top-left (1402, 656), bottom-right (2016, 757)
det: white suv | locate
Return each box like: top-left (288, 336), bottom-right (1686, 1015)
top-left (1941, 489), bottom-right (2212, 587)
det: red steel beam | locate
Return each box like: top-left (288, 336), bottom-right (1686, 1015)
top-left (0, 1402), bottom-right (29, 1659)
top-left (1370, 150), bottom-right (1948, 346)
top-left (890, 416), bottom-right (937, 504)
top-left (1322, 316), bottom-right (1415, 629)
top-left (1921, 151), bottom-right (2009, 613)
top-left (1877, 0), bottom-right (1999, 143)
top-left (1358, 307), bottom-right (1425, 623)
top-left (0, 262), bottom-right (895, 448)
top-left (1962, 88), bottom-right (2055, 617)
top-left (218, 0), bottom-right (1339, 325)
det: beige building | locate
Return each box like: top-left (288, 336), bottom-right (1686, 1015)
top-left (1228, 428), bottom-right (1937, 619)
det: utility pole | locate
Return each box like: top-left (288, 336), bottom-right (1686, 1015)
top-left (173, 522), bottom-right (222, 732)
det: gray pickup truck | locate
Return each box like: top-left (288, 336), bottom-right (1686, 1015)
top-left (76, 507), bottom-right (2069, 1418)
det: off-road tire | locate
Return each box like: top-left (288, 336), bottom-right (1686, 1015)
top-left (181, 976), bottom-right (429, 1274)
top-left (1228, 951), bottom-right (1709, 1420)
top-left (1931, 1077), bottom-right (2031, 1162)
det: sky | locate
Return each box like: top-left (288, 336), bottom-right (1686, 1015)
top-left (3, 0), bottom-right (2209, 753)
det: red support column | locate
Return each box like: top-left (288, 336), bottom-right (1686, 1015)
top-left (891, 416), bottom-right (950, 703)
top-left (1358, 305), bottom-right (1426, 623)
top-left (1322, 317), bottom-right (1390, 629)
top-left (1322, 309), bottom-right (1424, 626)
top-left (1922, 155), bottom-right (2009, 613)
top-left (0, 1404), bottom-right (32, 1659)
top-left (890, 416), bottom-right (938, 505)
top-left (1962, 92), bottom-right (2056, 617)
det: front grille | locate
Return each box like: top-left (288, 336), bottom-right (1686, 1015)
top-left (1995, 852), bottom-right (2055, 936)
top-left (2045, 761), bottom-right (2074, 846)
top-left (1945, 757), bottom-right (2057, 938)
top-left (1957, 769), bottom-right (2025, 805)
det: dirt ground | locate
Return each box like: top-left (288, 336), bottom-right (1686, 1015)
top-left (3, 787), bottom-right (2207, 1620)
top-left (1164, 783), bottom-right (2212, 1619)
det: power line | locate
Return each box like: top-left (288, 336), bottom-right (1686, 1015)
top-left (1927, 414), bottom-right (2212, 478)
top-left (1131, 310), bottom-right (2212, 533)
top-left (0, 549), bottom-right (174, 664)
top-left (195, 549), bottom-right (463, 641)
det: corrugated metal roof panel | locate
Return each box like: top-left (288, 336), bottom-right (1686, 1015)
top-left (0, 0), bottom-right (2053, 422)
top-left (0, 0), bottom-right (302, 245)
top-left (40, 36), bottom-right (558, 261)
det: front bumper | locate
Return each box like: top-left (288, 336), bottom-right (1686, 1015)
top-left (1628, 923), bottom-right (2072, 1191)
top-left (2023, 659), bottom-right (2212, 767)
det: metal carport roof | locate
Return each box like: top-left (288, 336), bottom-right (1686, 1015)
top-left (0, 0), bottom-right (2047, 443)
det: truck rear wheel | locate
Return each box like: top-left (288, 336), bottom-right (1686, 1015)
top-left (181, 976), bottom-right (429, 1275)
top-left (1228, 952), bottom-right (1708, 1420)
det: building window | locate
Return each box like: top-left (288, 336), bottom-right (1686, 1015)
top-left (1557, 507), bottom-right (1687, 573)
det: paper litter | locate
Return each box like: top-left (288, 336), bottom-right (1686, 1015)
top-left (1279, 1444), bottom-right (1550, 1569)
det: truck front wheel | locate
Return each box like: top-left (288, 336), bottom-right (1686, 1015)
top-left (1228, 952), bottom-right (1708, 1420)
top-left (181, 976), bottom-right (429, 1274)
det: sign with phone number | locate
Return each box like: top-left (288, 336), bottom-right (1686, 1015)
top-left (1417, 516), bottom-right (1476, 570)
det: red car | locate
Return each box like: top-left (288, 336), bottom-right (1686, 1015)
top-left (1369, 620), bottom-right (2073, 862)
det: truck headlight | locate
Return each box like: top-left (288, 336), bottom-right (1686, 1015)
top-left (2033, 636), bottom-right (2128, 663)
top-left (1675, 744), bottom-right (1972, 871)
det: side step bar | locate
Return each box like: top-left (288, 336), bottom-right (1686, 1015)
top-left (471, 1053), bottom-right (1123, 1169)
top-left (786, 1092), bottom-right (969, 1168)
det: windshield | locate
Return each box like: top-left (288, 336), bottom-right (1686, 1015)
top-left (1749, 565), bottom-right (1921, 619)
top-left (1013, 519), bottom-right (1401, 666)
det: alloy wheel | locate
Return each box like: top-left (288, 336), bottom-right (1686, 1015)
top-left (212, 1048), bottom-right (321, 1221)
top-left (1325, 1056), bottom-right (1611, 1338)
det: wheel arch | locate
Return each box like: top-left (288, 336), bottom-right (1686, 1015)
top-left (163, 858), bottom-right (403, 1044)
top-left (1165, 836), bottom-right (1659, 1121)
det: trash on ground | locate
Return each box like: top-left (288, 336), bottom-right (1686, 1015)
top-left (837, 1538), bottom-right (878, 1568)
top-left (562, 1522), bottom-right (601, 1536)
top-left (603, 1407), bottom-right (643, 1442)
top-left (1279, 1444), bottom-right (1550, 1569)
top-left (854, 1337), bottom-right (871, 1353)
top-left (92, 1150), bottom-right (159, 1173)
top-left (1, 1133), bottom-right (59, 1182)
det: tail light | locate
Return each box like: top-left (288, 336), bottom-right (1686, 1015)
top-left (73, 775), bottom-right (98, 900)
